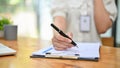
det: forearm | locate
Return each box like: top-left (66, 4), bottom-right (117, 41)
top-left (53, 16), bottom-right (67, 35)
top-left (94, 0), bottom-right (112, 34)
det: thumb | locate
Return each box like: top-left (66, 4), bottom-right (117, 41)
top-left (66, 32), bottom-right (73, 39)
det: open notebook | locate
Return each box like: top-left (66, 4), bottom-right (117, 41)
top-left (0, 43), bottom-right (16, 56)
top-left (31, 42), bottom-right (101, 61)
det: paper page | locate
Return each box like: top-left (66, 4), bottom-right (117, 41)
top-left (0, 43), bottom-right (16, 56)
top-left (32, 42), bottom-right (101, 58)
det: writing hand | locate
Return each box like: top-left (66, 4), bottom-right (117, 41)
top-left (52, 32), bottom-right (73, 50)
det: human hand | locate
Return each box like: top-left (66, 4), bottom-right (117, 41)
top-left (52, 32), bottom-right (73, 50)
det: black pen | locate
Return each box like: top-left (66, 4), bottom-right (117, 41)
top-left (51, 23), bottom-right (78, 48)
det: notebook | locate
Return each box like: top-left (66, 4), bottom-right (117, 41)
top-left (31, 42), bottom-right (101, 61)
top-left (0, 43), bottom-right (16, 56)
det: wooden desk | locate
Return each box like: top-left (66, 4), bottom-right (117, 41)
top-left (0, 37), bottom-right (120, 68)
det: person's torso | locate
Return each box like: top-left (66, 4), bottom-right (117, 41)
top-left (65, 0), bottom-right (101, 43)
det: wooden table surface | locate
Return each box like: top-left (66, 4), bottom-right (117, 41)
top-left (0, 37), bottom-right (120, 68)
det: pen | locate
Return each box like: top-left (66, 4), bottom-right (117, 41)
top-left (42, 47), bottom-right (53, 53)
top-left (51, 23), bottom-right (78, 48)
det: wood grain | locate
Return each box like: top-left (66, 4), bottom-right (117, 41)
top-left (0, 37), bottom-right (120, 68)
top-left (101, 37), bottom-right (114, 47)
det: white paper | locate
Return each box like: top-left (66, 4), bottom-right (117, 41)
top-left (0, 43), bottom-right (16, 56)
top-left (32, 42), bottom-right (101, 58)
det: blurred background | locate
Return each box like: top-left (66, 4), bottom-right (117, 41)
top-left (0, 0), bottom-right (120, 47)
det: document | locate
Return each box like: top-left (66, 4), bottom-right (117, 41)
top-left (31, 42), bottom-right (101, 61)
top-left (0, 43), bottom-right (16, 56)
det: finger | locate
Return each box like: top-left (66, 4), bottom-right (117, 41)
top-left (66, 32), bottom-right (73, 39)
top-left (52, 40), bottom-right (68, 48)
top-left (54, 46), bottom-right (67, 51)
top-left (53, 36), bottom-right (73, 47)
top-left (55, 34), bottom-right (72, 43)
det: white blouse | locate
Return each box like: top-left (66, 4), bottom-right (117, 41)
top-left (50, 0), bottom-right (117, 43)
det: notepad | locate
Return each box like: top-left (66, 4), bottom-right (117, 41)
top-left (0, 43), bottom-right (16, 56)
top-left (31, 42), bottom-right (101, 61)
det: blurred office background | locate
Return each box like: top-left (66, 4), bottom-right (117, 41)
top-left (0, 0), bottom-right (120, 47)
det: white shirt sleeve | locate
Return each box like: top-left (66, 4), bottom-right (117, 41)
top-left (51, 0), bottom-right (117, 22)
top-left (50, 0), bottom-right (68, 19)
top-left (103, 0), bottom-right (117, 22)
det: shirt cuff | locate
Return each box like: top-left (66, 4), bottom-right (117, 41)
top-left (109, 15), bottom-right (116, 22)
top-left (52, 11), bottom-right (66, 19)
